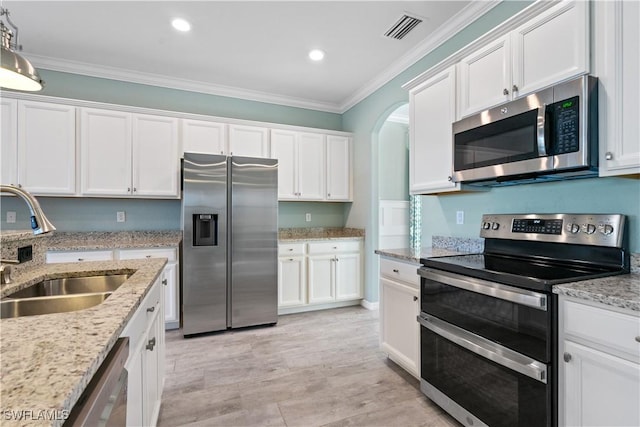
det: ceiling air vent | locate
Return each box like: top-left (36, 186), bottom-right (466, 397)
top-left (384, 14), bottom-right (423, 40)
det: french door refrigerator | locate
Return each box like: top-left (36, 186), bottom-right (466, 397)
top-left (181, 152), bottom-right (278, 336)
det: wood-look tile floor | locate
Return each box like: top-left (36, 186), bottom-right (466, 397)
top-left (159, 306), bottom-right (461, 427)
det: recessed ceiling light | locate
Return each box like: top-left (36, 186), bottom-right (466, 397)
top-left (172, 18), bottom-right (191, 32)
top-left (308, 49), bottom-right (325, 61)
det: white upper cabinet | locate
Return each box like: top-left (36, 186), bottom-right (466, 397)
top-left (270, 129), bottom-right (297, 199)
top-left (326, 135), bottom-right (352, 201)
top-left (595, 0), bottom-right (640, 176)
top-left (458, 0), bottom-right (589, 118)
top-left (18, 100), bottom-right (77, 195)
top-left (228, 124), bottom-right (269, 158)
top-left (181, 119), bottom-right (227, 155)
top-left (409, 66), bottom-right (460, 194)
top-left (81, 108), bottom-right (179, 198)
top-left (1, 98), bottom-right (18, 186)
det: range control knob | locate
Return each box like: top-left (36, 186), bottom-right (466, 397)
top-left (482, 221), bottom-right (491, 230)
top-left (491, 222), bottom-right (500, 230)
top-left (582, 223), bottom-right (597, 235)
top-left (598, 223), bottom-right (614, 235)
top-left (567, 223), bottom-right (580, 234)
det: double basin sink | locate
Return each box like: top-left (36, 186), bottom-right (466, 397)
top-left (1, 274), bottom-right (130, 319)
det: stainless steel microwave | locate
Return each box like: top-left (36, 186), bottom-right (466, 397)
top-left (452, 75), bottom-right (598, 186)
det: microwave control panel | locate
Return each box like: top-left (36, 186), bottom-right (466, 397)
top-left (549, 96), bottom-right (580, 155)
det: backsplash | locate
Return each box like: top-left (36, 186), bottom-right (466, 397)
top-left (432, 236), bottom-right (484, 253)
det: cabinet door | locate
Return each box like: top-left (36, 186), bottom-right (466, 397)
top-left (326, 135), bottom-right (351, 201)
top-left (125, 344), bottom-right (144, 427)
top-left (512, 0), bottom-right (589, 97)
top-left (80, 108), bottom-right (132, 196)
top-left (228, 124), bottom-right (269, 158)
top-left (335, 252), bottom-right (361, 300)
top-left (458, 34), bottom-right (511, 117)
top-left (297, 133), bottom-right (325, 200)
top-left (562, 340), bottom-right (640, 427)
top-left (181, 119), bottom-right (227, 155)
top-left (278, 256), bottom-right (306, 307)
top-left (18, 101), bottom-right (76, 195)
top-left (133, 114), bottom-right (180, 197)
top-left (1, 98), bottom-right (17, 186)
top-left (143, 310), bottom-right (162, 427)
top-left (380, 277), bottom-right (419, 377)
top-left (308, 255), bottom-right (335, 304)
top-left (163, 262), bottom-right (179, 327)
top-left (410, 66), bottom-right (459, 194)
top-left (596, 0), bottom-right (640, 176)
top-left (270, 129), bottom-right (298, 200)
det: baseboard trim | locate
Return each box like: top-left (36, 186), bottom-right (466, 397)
top-left (361, 300), bottom-right (379, 310)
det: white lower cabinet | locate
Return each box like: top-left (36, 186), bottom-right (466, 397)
top-left (46, 246), bottom-right (180, 330)
top-left (277, 239), bottom-right (363, 314)
top-left (120, 275), bottom-right (164, 427)
top-left (559, 296), bottom-right (640, 426)
top-left (379, 257), bottom-right (420, 378)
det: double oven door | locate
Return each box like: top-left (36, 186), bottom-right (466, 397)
top-left (418, 267), bottom-right (556, 427)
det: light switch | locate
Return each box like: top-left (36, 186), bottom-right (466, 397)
top-left (305, 213), bottom-right (311, 222)
top-left (117, 211), bottom-right (126, 222)
top-left (6, 211), bottom-right (16, 223)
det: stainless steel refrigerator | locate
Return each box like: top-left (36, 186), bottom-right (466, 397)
top-left (181, 152), bottom-right (278, 336)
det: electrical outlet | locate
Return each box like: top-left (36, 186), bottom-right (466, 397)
top-left (18, 245), bottom-right (33, 263)
top-left (456, 211), bottom-right (464, 225)
top-left (305, 213), bottom-right (312, 222)
top-left (117, 211), bottom-right (126, 223)
top-left (6, 211), bottom-right (16, 223)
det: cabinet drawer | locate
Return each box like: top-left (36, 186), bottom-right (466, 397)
top-left (46, 250), bottom-right (114, 264)
top-left (380, 258), bottom-right (420, 286)
top-left (307, 240), bottom-right (361, 254)
top-left (121, 278), bottom-right (161, 353)
top-left (278, 243), bottom-right (306, 256)
top-left (563, 299), bottom-right (640, 358)
top-left (118, 247), bottom-right (177, 262)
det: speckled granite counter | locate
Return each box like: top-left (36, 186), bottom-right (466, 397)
top-left (553, 255), bottom-right (640, 312)
top-left (46, 230), bottom-right (182, 251)
top-left (0, 258), bottom-right (166, 427)
top-left (375, 247), bottom-right (470, 263)
top-left (279, 227), bottom-right (364, 242)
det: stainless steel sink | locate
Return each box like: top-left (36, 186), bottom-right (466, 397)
top-left (5, 274), bottom-right (130, 298)
top-left (1, 292), bottom-right (112, 318)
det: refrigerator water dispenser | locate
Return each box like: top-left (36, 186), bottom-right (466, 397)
top-left (193, 214), bottom-right (217, 246)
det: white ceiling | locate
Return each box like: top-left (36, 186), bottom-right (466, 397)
top-left (4, 1), bottom-right (496, 113)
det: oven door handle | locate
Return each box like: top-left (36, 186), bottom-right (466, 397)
top-left (419, 268), bottom-right (547, 311)
top-left (418, 314), bottom-right (548, 384)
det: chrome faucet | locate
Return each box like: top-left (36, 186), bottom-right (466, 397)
top-left (0, 184), bottom-right (56, 235)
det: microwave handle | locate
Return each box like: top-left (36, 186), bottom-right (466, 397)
top-left (537, 104), bottom-right (548, 156)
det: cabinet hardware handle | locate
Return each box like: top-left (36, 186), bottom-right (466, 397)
top-left (512, 84), bottom-right (519, 92)
top-left (17, 184), bottom-right (22, 188)
top-left (288, 248), bottom-right (293, 251)
top-left (413, 296), bottom-right (418, 302)
top-left (77, 258), bottom-right (84, 262)
top-left (146, 337), bottom-right (156, 351)
top-left (127, 187), bottom-right (131, 192)
top-left (392, 269), bottom-right (399, 273)
top-left (605, 152), bottom-right (613, 160)
top-left (147, 306), bottom-right (155, 313)
top-left (220, 151), bottom-right (224, 154)
top-left (563, 352), bottom-right (572, 363)
top-left (333, 246), bottom-right (337, 249)
top-left (503, 88), bottom-right (509, 95)
top-left (162, 279), bottom-right (168, 286)
top-left (447, 176), bottom-right (452, 182)
top-left (146, 255), bottom-right (152, 258)
top-left (328, 193), bottom-right (331, 197)
top-left (133, 187), bottom-right (137, 192)
top-left (635, 336), bottom-right (640, 343)
top-left (289, 258), bottom-right (294, 261)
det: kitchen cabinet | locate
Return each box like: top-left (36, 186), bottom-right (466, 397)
top-left (559, 296), bottom-right (640, 426)
top-left (46, 246), bottom-right (180, 330)
top-left (326, 135), bottom-right (352, 201)
top-left (278, 243), bottom-right (307, 307)
top-left (80, 108), bottom-right (179, 198)
top-left (120, 275), bottom-right (164, 427)
top-left (17, 100), bottom-right (77, 195)
top-left (307, 240), bottom-right (362, 305)
top-left (379, 257), bottom-right (420, 378)
top-left (181, 118), bottom-right (227, 155)
top-left (458, 0), bottom-right (589, 117)
top-left (408, 66), bottom-right (460, 194)
top-left (595, 0), bottom-right (640, 176)
top-left (270, 129), bottom-right (325, 200)
top-left (228, 124), bottom-right (270, 158)
top-left (1, 98), bottom-right (18, 186)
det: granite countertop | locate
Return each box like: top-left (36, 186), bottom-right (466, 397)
top-left (375, 247), bottom-right (472, 263)
top-left (279, 227), bottom-right (364, 242)
top-left (0, 258), bottom-right (166, 427)
top-left (45, 230), bottom-right (182, 251)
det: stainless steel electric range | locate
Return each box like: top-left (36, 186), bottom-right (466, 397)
top-left (418, 214), bottom-right (629, 427)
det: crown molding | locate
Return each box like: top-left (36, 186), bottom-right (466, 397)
top-left (338, 0), bottom-right (501, 112)
top-left (29, 54), bottom-right (344, 113)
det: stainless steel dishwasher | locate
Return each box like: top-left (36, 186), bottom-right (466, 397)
top-left (64, 337), bottom-right (129, 426)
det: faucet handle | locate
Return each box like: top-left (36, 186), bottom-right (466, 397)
top-left (0, 265), bottom-right (13, 285)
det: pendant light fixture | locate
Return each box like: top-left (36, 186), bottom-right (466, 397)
top-left (0, 8), bottom-right (43, 91)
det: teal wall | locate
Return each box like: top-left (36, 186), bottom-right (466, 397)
top-left (279, 202), bottom-right (349, 228)
top-left (378, 121), bottom-right (409, 201)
